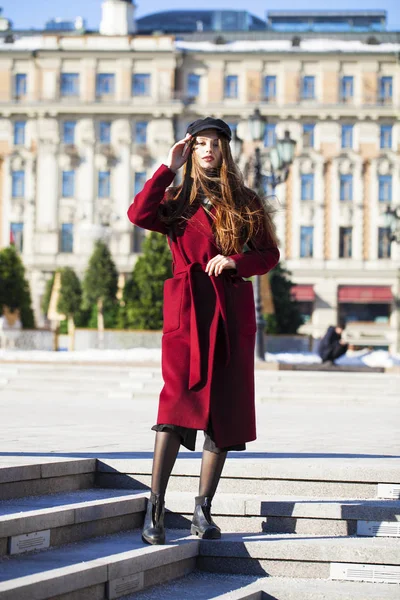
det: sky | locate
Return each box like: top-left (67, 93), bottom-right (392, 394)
top-left (3, 0), bottom-right (400, 31)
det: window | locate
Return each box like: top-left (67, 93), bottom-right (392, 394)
top-left (378, 175), bottom-right (392, 202)
top-left (379, 76), bottom-right (392, 103)
top-left (134, 171), bottom-right (146, 196)
top-left (62, 121), bottom-right (76, 144)
top-left (303, 124), bottom-right (315, 148)
top-left (62, 171), bottom-right (75, 197)
top-left (378, 227), bottom-right (391, 259)
top-left (340, 174), bottom-right (353, 202)
top-left (15, 74), bottom-right (27, 97)
top-left (341, 124), bottom-right (353, 149)
top-left (264, 124), bottom-right (276, 148)
top-left (187, 73), bottom-right (200, 97)
top-left (300, 226), bottom-right (314, 257)
top-left (301, 174), bottom-right (314, 201)
top-left (99, 121), bottom-right (111, 144)
top-left (10, 223), bottom-right (23, 252)
top-left (380, 125), bottom-right (392, 149)
top-left (224, 75), bottom-right (238, 99)
top-left (301, 76), bottom-right (315, 99)
top-left (263, 75), bottom-right (276, 101)
top-left (339, 303), bottom-right (390, 325)
top-left (14, 121), bottom-right (26, 145)
top-left (98, 171), bottom-right (111, 198)
top-left (340, 76), bottom-right (354, 102)
top-left (96, 73), bottom-right (115, 97)
top-left (339, 227), bottom-right (352, 258)
top-left (132, 226), bottom-right (146, 253)
top-left (61, 73), bottom-right (80, 97)
top-left (135, 121), bottom-right (148, 145)
top-left (60, 223), bottom-right (74, 253)
top-left (12, 171), bottom-right (25, 198)
top-left (132, 73), bottom-right (151, 96)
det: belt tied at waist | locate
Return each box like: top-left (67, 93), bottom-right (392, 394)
top-left (174, 262), bottom-right (231, 390)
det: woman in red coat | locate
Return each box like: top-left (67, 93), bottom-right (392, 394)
top-left (127, 117), bottom-right (280, 545)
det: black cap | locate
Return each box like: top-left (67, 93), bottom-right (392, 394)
top-left (186, 117), bottom-right (231, 141)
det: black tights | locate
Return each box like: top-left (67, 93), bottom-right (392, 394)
top-left (150, 430), bottom-right (227, 500)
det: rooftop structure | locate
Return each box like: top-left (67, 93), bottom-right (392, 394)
top-left (266, 10), bottom-right (387, 33)
top-left (136, 10), bottom-right (266, 34)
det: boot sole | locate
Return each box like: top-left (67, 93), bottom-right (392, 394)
top-left (190, 524), bottom-right (221, 539)
top-left (141, 533), bottom-right (166, 545)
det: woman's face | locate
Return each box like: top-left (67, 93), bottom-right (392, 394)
top-left (193, 129), bottom-right (222, 170)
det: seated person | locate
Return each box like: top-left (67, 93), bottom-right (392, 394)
top-left (318, 323), bottom-right (348, 365)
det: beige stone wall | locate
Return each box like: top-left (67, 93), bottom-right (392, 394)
top-left (207, 66), bottom-right (224, 103)
top-left (322, 71), bottom-right (338, 104)
top-left (362, 72), bottom-right (377, 104)
top-left (284, 72), bottom-right (299, 104)
top-left (0, 69), bottom-right (11, 102)
top-left (246, 71), bottom-right (261, 103)
top-left (359, 143), bottom-right (379, 161)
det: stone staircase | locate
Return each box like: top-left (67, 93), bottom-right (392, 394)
top-left (0, 456), bottom-right (399, 599)
top-left (0, 362), bottom-right (399, 598)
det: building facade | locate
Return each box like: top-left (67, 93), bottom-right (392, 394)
top-left (0, 2), bottom-right (399, 349)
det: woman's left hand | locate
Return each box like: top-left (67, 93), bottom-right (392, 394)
top-left (205, 255), bottom-right (236, 277)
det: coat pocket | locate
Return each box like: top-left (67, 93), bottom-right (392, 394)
top-left (163, 277), bottom-right (184, 334)
top-left (233, 280), bottom-right (257, 335)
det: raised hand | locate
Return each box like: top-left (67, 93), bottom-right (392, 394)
top-left (166, 134), bottom-right (193, 172)
top-left (205, 255), bottom-right (236, 277)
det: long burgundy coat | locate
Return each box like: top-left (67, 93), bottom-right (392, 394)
top-left (127, 164), bottom-right (280, 447)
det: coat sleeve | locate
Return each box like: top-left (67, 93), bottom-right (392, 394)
top-left (127, 164), bottom-right (176, 234)
top-left (229, 219), bottom-right (280, 279)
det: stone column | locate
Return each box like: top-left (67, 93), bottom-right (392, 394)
top-left (22, 155), bottom-right (36, 262)
top-left (76, 119), bottom-right (95, 256)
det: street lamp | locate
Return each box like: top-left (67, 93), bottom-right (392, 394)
top-left (230, 110), bottom-right (296, 361)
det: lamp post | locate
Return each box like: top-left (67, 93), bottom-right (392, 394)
top-left (234, 109), bottom-right (296, 360)
top-left (383, 205), bottom-right (400, 353)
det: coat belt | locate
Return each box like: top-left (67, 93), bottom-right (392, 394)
top-left (174, 262), bottom-right (231, 390)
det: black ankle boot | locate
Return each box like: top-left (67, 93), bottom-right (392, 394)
top-left (190, 496), bottom-right (221, 539)
top-left (142, 492), bottom-right (165, 545)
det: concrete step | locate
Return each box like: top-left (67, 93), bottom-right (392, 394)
top-left (162, 492), bottom-right (400, 537)
top-left (96, 458), bottom-right (400, 500)
top-left (0, 488), bottom-right (147, 556)
top-left (0, 459), bottom-right (96, 501)
top-left (197, 533), bottom-right (400, 580)
top-left (0, 530), bottom-right (198, 600)
top-left (130, 571), bottom-right (400, 600)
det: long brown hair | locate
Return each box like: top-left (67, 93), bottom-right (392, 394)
top-left (161, 133), bottom-right (278, 254)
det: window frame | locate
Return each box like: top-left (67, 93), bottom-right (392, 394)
top-left (340, 76), bottom-right (354, 101)
top-left (62, 171), bottom-right (75, 198)
top-left (303, 123), bottom-right (315, 148)
top-left (264, 124), bottom-right (276, 148)
top-left (224, 75), bottom-right (239, 99)
top-left (378, 227), bottom-right (391, 259)
top-left (263, 75), bottom-right (277, 101)
top-left (132, 73), bottom-right (151, 97)
top-left (300, 225), bottom-right (314, 258)
top-left (60, 73), bottom-right (80, 97)
top-left (62, 120), bottom-right (77, 145)
top-left (379, 76), bottom-right (393, 102)
top-left (134, 171), bottom-right (147, 196)
top-left (14, 121), bottom-right (26, 146)
top-left (341, 124), bottom-right (353, 149)
top-left (187, 73), bottom-right (200, 97)
top-left (60, 223), bottom-right (74, 254)
top-left (98, 171), bottom-right (111, 198)
top-left (96, 73), bottom-right (115, 97)
top-left (99, 121), bottom-right (112, 144)
top-left (10, 222), bottom-right (24, 252)
top-left (12, 170), bottom-right (25, 198)
top-left (134, 121), bottom-right (148, 145)
top-left (380, 125), bottom-right (392, 150)
top-left (300, 173), bottom-right (314, 201)
top-left (340, 174), bottom-right (353, 202)
top-left (339, 226), bottom-right (353, 258)
top-left (378, 174), bottom-right (392, 202)
top-left (15, 73), bottom-right (27, 97)
top-left (301, 75), bottom-right (315, 100)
